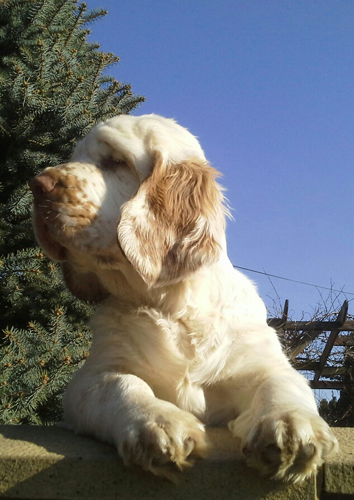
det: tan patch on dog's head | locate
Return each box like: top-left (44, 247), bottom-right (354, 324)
top-left (118, 152), bottom-right (225, 287)
top-left (35, 167), bottom-right (99, 234)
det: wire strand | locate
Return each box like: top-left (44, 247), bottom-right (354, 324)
top-left (233, 265), bottom-right (354, 297)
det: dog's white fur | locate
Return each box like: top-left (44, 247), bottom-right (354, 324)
top-left (31, 114), bottom-right (337, 482)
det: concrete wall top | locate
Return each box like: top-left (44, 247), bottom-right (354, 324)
top-left (0, 426), bottom-right (353, 500)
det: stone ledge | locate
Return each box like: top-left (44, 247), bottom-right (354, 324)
top-left (0, 426), bottom-right (352, 500)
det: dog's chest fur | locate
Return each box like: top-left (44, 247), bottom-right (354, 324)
top-left (90, 300), bottom-right (236, 419)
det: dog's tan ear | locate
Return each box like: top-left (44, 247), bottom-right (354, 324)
top-left (117, 152), bottom-right (226, 287)
top-left (61, 262), bottom-right (109, 304)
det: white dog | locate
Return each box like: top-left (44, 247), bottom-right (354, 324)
top-left (31, 114), bottom-right (337, 482)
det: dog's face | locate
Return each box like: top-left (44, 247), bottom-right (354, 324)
top-left (31, 114), bottom-right (226, 301)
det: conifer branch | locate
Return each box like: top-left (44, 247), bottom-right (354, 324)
top-left (63, 1), bottom-right (87, 48)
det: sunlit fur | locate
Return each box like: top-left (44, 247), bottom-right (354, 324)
top-left (31, 114), bottom-right (338, 482)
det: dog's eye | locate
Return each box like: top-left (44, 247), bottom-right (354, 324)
top-left (101, 158), bottom-right (126, 170)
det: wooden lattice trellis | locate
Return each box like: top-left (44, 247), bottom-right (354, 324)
top-left (268, 300), bottom-right (354, 390)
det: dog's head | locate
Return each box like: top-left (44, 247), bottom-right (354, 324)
top-left (31, 114), bottom-right (226, 302)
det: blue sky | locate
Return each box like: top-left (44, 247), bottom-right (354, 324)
top-left (87, 0), bottom-right (354, 319)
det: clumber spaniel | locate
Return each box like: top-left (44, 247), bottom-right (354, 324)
top-left (31, 114), bottom-right (337, 482)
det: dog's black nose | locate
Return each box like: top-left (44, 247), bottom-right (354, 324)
top-left (30, 174), bottom-right (57, 198)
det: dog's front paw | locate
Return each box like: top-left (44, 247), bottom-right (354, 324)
top-left (230, 410), bottom-right (338, 483)
top-left (118, 403), bottom-right (207, 480)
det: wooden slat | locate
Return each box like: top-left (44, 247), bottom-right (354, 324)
top-left (310, 381), bottom-right (346, 390)
top-left (292, 361), bottom-right (348, 376)
top-left (288, 329), bottom-right (323, 359)
top-left (313, 328), bottom-right (341, 385)
top-left (269, 319), bottom-right (354, 332)
top-left (267, 299), bottom-right (289, 329)
top-left (312, 302), bottom-right (348, 385)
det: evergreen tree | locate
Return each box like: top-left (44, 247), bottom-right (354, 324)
top-left (0, 0), bottom-right (144, 424)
